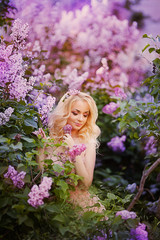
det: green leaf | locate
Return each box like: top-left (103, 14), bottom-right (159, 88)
top-left (0, 197), bottom-right (9, 208)
top-left (57, 180), bottom-right (68, 192)
top-left (148, 47), bottom-right (155, 53)
top-left (53, 214), bottom-right (66, 223)
top-left (24, 218), bottom-right (34, 228)
top-left (156, 49), bottom-right (160, 54)
top-left (59, 225), bottom-right (70, 235)
top-left (0, 145), bottom-right (10, 152)
top-left (119, 121), bottom-right (127, 129)
top-left (18, 215), bottom-right (28, 225)
top-left (0, 137), bottom-right (8, 143)
top-left (24, 118), bottom-right (37, 128)
top-left (10, 142), bottom-right (23, 151)
top-left (52, 164), bottom-right (64, 173)
top-left (0, 166), bottom-right (8, 175)
top-left (129, 121), bottom-right (139, 128)
top-left (142, 34), bottom-right (149, 38)
top-left (46, 204), bottom-right (60, 213)
top-left (21, 136), bottom-right (35, 143)
top-left (142, 43), bottom-right (150, 52)
top-left (107, 193), bottom-right (117, 200)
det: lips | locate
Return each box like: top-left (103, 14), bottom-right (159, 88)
top-left (75, 123), bottom-right (82, 127)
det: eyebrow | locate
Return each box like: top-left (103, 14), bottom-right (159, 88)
top-left (73, 109), bottom-right (90, 113)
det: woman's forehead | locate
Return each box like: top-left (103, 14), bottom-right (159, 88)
top-left (71, 100), bottom-right (90, 112)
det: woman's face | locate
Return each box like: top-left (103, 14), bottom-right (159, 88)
top-left (67, 100), bottom-right (90, 132)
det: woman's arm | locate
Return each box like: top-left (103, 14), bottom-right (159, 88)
top-left (74, 142), bottom-right (96, 188)
top-left (63, 134), bottom-right (96, 188)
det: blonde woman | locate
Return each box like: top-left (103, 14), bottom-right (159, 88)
top-left (37, 90), bottom-right (106, 213)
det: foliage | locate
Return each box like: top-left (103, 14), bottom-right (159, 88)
top-left (1, 2), bottom-right (160, 239)
top-left (0, 0), bottom-right (16, 29)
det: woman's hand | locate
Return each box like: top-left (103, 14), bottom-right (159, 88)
top-left (33, 128), bottom-right (47, 139)
top-left (63, 134), bottom-right (75, 149)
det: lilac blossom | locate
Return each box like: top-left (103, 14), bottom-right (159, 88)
top-left (10, 0), bottom-right (148, 93)
top-left (34, 92), bottom-right (56, 125)
top-left (28, 176), bottom-right (52, 208)
top-left (0, 42), bottom-right (35, 102)
top-left (4, 165), bottom-right (26, 189)
top-left (63, 124), bottom-right (72, 135)
top-left (130, 223), bottom-right (148, 240)
top-left (10, 18), bottom-right (29, 50)
top-left (114, 87), bottom-right (127, 99)
top-left (144, 136), bottom-right (157, 156)
top-left (116, 210), bottom-right (137, 220)
top-left (62, 68), bottom-right (88, 90)
top-left (102, 102), bottom-right (120, 117)
top-left (126, 183), bottom-right (137, 193)
top-left (107, 135), bottom-right (126, 152)
top-left (0, 107), bottom-right (14, 125)
top-left (68, 144), bottom-right (86, 162)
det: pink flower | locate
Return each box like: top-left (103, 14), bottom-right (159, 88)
top-left (114, 87), bottom-right (127, 99)
top-left (130, 223), bottom-right (148, 240)
top-left (10, 18), bottom-right (29, 49)
top-left (116, 210), bottom-right (137, 220)
top-left (68, 144), bottom-right (86, 162)
top-left (63, 124), bottom-right (72, 134)
top-left (0, 107), bottom-right (14, 125)
top-left (28, 177), bottom-right (52, 208)
top-left (144, 136), bottom-right (157, 156)
top-left (102, 102), bottom-right (120, 117)
top-left (107, 135), bottom-right (126, 152)
top-left (4, 165), bottom-right (26, 189)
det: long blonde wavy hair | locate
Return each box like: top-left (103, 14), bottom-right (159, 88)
top-left (48, 91), bottom-right (101, 147)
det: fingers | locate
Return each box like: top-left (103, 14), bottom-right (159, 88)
top-left (63, 134), bottom-right (74, 148)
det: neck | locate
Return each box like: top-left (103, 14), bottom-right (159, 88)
top-left (71, 130), bottom-right (79, 139)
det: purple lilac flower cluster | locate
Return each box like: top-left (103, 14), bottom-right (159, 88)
top-left (107, 135), bottom-right (126, 152)
top-left (102, 102), bottom-right (120, 117)
top-left (62, 89), bottom-right (81, 102)
top-left (130, 223), bottom-right (148, 240)
top-left (4, 165), bottom-right (26, 189)
top-left (68, 144), bottom-right (86, 162)
top-left (114, 87), bottom-right (127, 100)
top-left (28, 176), bottom-right (52, 208)
top-left (144, 136), bottom-right (157, 156)
top-left (62, 69), bottom-right (88, 90)
top-left (116, 210), bottom-right (137, 220)
top-left (0, 107), bottom-right (14, 125)
top-left (63, 124), bottom-right (72, 134)
top-left (34, 93), bottom-right (56, 125)
top-left (11, 0), bottom-right (148, 94)
top-left (0, 19), bottom-right (35, 102)
top-left (10, 18), bottom-right (29, 50)
top-left (126, 183), bottom-right (137, 193)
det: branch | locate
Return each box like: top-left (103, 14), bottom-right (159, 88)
top-left (127, 158), bottom-right (160, 211)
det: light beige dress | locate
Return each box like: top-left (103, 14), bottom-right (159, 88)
top-left (41, 143), bottom-right (106, 213)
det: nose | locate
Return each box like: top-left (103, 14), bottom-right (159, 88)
top-left (78, 114), bottom-right (83, 121)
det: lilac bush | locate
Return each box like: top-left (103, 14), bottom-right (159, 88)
top-left (4, 165), bottom-right (26, 189)
top-left (68, 144), bottom-right (87, 162)
top-left (107, 135), bottom-right (126, 152)
top-left (28, 176), bottom-right (53, 208)
top-left (144, 136), bottom-right (157, 156)
top-left (130, 223), bottom-right (148, 240)
top-left (116, 210), bottom-right (137, 220)
top-left (0, 107), bottom-right (14, 125)
top-left (63, 124), bottom-right (72, 135)
top-left (0, 19), bottom-right (35, 102)
top-left (102, 102), bottom-right (120, 117)
top-left (10, 0), bottom-right (148, 95)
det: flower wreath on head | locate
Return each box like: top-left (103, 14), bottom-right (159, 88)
top-left (62, 89), bottom-right (80, 102)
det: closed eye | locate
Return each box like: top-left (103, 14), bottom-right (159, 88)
top-left (72, 112), bottom-right (78, 116)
